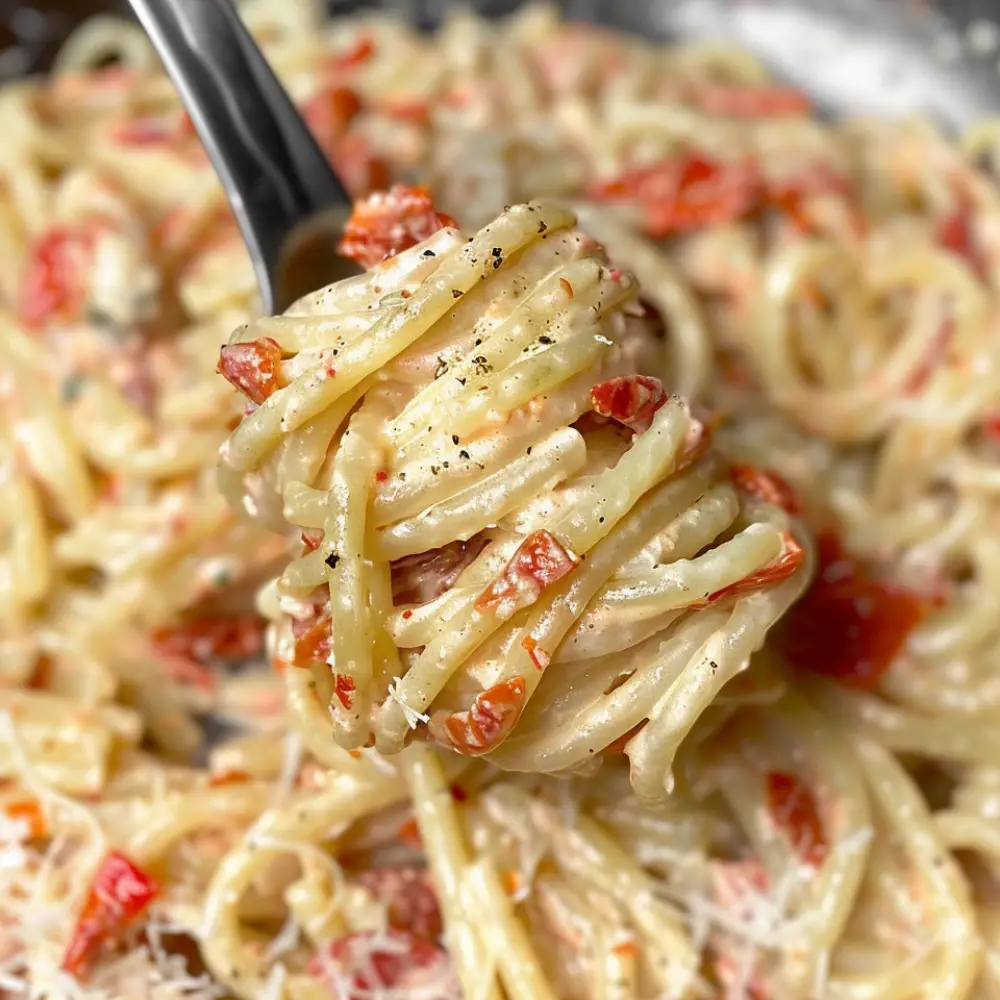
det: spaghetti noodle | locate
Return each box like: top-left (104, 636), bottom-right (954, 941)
top-left (0, 2), bottom-right (998, 999)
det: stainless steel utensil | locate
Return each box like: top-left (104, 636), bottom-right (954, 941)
top-left (128, 0), bottom-right (363, 314)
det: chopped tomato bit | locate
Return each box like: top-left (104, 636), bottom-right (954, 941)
top-left (391, 536), bottom-right (490, 606)
top-left (63, 852), bottom-right (159, 977)
top-left (20, 226), bottom-right (96, 330)
top-left (293, 614), bottom-right (333, 666)
top-left (588, 152), bottom-right (762, 238)
top-left (474, 531), bottom-right (577, 618)
top-left (309, 930), bottom-right (453, 998)
top-left (208, 769), bottom-right (252, 787)
top-left (729, 464), bottom-right (801, 515)
top-left (696, 84), bottom-right (811, 118)
top-left (218, 337), bottom-right (286, 405)
top-left (340, 184), bottom-right (457, 270)
top-left (591, 375), bottom-right (669, 434)
top-left (327, 35), bottom-right (376, 73)
top-left (3, 798), bottom-right (47, 839)
top-left (302, 85), bottom-right (363, 152)
top-left (151, 615), bottom-right (264, 663)
top-left (333, 673), bottom-right (357, 710)
top-left (693, 533), bottom-right (804, 610)
top-left (937, 203), bottom-right (988, 281)
top-left (777, 531), bottom-right (929, 690)
top-left (765, 771), bottom-right (827, 867)
top-left (356, 868), bottom-right (443, 941)
top-left (521, 634), bottom-right (551, 671)
top-left (436, 677), bottom-right (526, 755)
top-left (302, 530), bottom-right (324, 552)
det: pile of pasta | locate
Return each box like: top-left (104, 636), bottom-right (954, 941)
top-left (3, 1), bottom-right (1000, 999)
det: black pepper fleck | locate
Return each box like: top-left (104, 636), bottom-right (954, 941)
top-left (459, 449), bottom-right (471, 460)
top-left (452, 289), bottom-right (462, 298)
top-left (452, 435), bottom-right (460, 445)
top-left (325, 552), bottom-right (340, 570)
top-left (538, 221), bottom-right (548, 233)
top-left (538, 335), bottom-right (554, 345)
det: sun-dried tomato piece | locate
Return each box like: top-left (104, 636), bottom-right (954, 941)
top-left (765, 771), bottom-right (827, 867)
top-left (332, 133), bottom-right (392, 199)
top-left (339, 184), bottom-right (458, 270)
top-left (729, 464), bottom-right (801, 515)
top-left (588, 153), bottom-right (762, 238)
top-left (696, 84), bottom-right (810, 118)
top-left (766, 165), bottom-right (862, 236)
top-left (356, 868), bottom-right (443, 942)
top-left (474, 531), bottom-right (577, 618)
top-left (308, 930), bottom-right (454, 999)
top-left (391, 536), bottom-right (490, 606)
top-left (19, 226), bottom-right (96, 330)
top-left (151, 615), bottom-right (264, 663)
top-left (63, 852), bottom-right (159, 977)
top-left (590, 375), bottom-right (669, 433)
top-left (217, 337), bottom-right (286, 405)
top-left (435, 677), bottom-right (526, 755)
top-left (777, 531), bottom-right (928, 691)
top-left (293, 614), bottom-right (333, 666)
top-left (693, 534), bottom-right (804, 610)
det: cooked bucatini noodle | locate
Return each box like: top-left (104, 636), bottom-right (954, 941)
top-left (2, 1), bottom-right (1000, 999)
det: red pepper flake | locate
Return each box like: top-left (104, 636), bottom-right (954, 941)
top-left (62, 852), bottom-right (159, 977)
top-left (728, 464), bottom-right (801, 515)
top-left (449, 784), bottom-right (467, 802)
top-left (217, 337), bottom-right (286, 405)
top-left (612, 939), bottom-right (639, 959)
top-left (333, 673), bottom-right (357, 710)
top-left (19, 226), bottom-right (96, 331)
top-left (765, 771), bottom-right (827, 867)
top-left (377, 99), bottom-right (431, 126)
top-left (302, 530), bottom-right (324, 552)
top-left (3, 798), bottom-right (47, 839)
top-left (521, 634), bottom-right (551, 671)
top-left (375, 469), bottom-right (390, 483)
top-left (308, 930), bottom-right (453, 999)
top-left (559, 277), bottom-right (574, 298)
top-left (151, 615), bottom-right (264, 663)
top-left (356, 868), bottom-right (443, 942)
top-left (696, 84), bottom-right (811, 118)
top-left (693, 533), bottom-right (804, 610)
top-left (401, 609), bottom-right (414, 620)
top-left (588, 152), bottom-right (762, 238)
top-left (340, 184), bottom-right (457, 270)
top-left (397, 816), bottom-right (423, 849)
top-left (502, 870), bottom-right (523, 897)
top-left (474, 531), bottom-right (576, 617)
top-left (436, 677), bottom-right (526, 755)
top-left (208, 769), bottom-right (252, 787)
top-left (982, 413), bottom-right (1000, 443)
top-left (777, 531), bottom-right (928, 691)
top-left (590, 375), bottom-right (668, 434)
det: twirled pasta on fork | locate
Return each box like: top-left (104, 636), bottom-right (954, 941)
top-left (218, 188), bottom-right (809, 798)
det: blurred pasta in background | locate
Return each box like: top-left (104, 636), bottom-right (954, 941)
top-left (2, 1), bottom-right (1000, 999)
